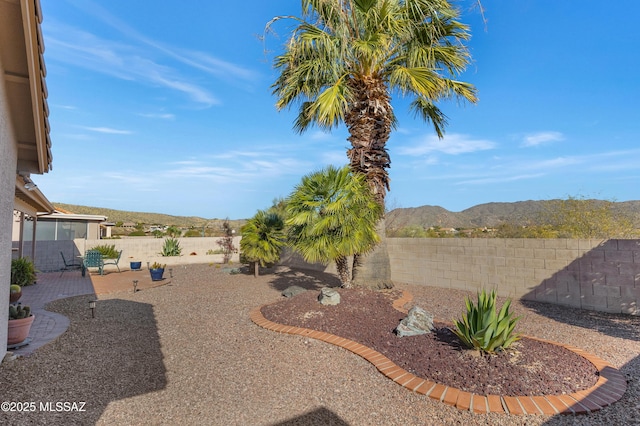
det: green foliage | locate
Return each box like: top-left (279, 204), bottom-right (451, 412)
top-left (540, 196), bottom-right (637, 238)
top-left (494, 223), bottom-right (558, 238)
top-left (11, 257), bottom-right (37, 287)
top-left (128, 230), bottom-right (146, 237)
top-left (165, 226), bottom-right (182, 238)
top-left (451, 289), bottom-right (521, 354)
top-left (286, 166), bottom-right (383, 286)
top-left (150, 262), bottom-right (165, 270)
top-left (9, 304), bottom-right (31, 320)
top-left (160, 238), bottom-right (182, 257)
top-left (183, 229), bottom-right (202, 237)
top-left (89, 244), bottom-right (119, 259)
top-left (240, 210), bottom-right (286, 269)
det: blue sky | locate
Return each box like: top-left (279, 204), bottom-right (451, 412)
top-left (36, 0), bottom-right (640, 219)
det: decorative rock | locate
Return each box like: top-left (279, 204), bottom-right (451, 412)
top-left (395, 306), bottom-right (434, 337)
top-left (318, 287), bottom-right (341, 306)
top-left (282, 285), bottom-right (307, 298)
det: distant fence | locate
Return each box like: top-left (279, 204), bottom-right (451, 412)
top-left (14, 236), bottom-right (639, 315)
top-left (13, 236), bottom-right (241, 273)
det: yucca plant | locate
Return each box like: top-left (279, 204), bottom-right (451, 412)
top-left (451, 289), bottom-right (521, 354)
top-left (160, 237), bottom-right (182, 257)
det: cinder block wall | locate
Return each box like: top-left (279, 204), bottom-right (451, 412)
top-left (26, 237), bottom-right (242, 273)
top-left (387, 238), bottom-right (639, 315)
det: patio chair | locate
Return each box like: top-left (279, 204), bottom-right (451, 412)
top-left (82, 250), bottom-right (104, 277)
top-left (103, 250), bottom-right (122, 273)
top-left (60, 251), bottom-right (82, 277)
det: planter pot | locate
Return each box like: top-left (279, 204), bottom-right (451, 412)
top-left (149, 268), bottom-right (165, 281)
top-left (10, 291), bottom-right (22, 304)
top-left (7, 315), bottom-right (35, 345)
top-left (130, 261), bottom-right (142, 271)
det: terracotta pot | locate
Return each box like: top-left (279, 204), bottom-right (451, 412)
top-left (9, 291), bottom-right (22, 304)
top-left (7, 315), bottom-right (35, 345)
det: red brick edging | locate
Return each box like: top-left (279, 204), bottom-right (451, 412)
top-left (250, 291), bottom-right (627, 415)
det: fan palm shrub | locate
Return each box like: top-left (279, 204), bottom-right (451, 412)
top-left (286, 165), bottom-right (382, 287)
top-left (240, 210), bottom-right (286, 277)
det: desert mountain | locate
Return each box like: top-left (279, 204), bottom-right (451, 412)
top-left (386, 200), bottom-right (640, 230)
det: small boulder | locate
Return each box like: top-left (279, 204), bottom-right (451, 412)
top-left (395, 306), bottom-right (434, 337)
top-left (282, 285), bottom-right (307, 298)
top-left (318, 287), bottom-right (341, 305)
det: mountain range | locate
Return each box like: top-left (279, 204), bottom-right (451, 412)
top-left (385, 200), bottom-right (640, 230)
top-left (54, 199), bottom-right (640, 231)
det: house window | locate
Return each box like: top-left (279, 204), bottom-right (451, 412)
top-left (23, 220), bottom-right (88, 241)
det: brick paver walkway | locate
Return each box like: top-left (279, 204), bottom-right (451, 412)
top-left (8, 267), bottom-right (172, 357)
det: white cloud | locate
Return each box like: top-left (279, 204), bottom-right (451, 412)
top-left (521, 131), bottom-right (564, 147)
top-left (139, 113), bottom-right (175, 120)
top-left (398, 133), bottom-right (496, 155)
top-left (81, 126), bottom-right (133, 135)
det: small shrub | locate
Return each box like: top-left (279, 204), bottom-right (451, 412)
top-left (90, 244), bottom-right (119, 259)
top-left (206, 248), bottom-right (224, 255)
top-left (160, 237), bottom-right (182, 257)
top-left (11, 257), bottom-right (37, 287)
top-left (128, 230), bottom-right (146, 237)
top-left (150, 262), bottom-right (165, 270)
top-left (451, 289), bottom-right (520, 354)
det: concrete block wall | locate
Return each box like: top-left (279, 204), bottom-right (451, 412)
top-left (387, 238), bottom-right (639, 315)
top-left (22, 237), bottom-right (242, 273)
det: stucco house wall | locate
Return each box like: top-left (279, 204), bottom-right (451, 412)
top-left (0, 50), bottom-right (19, 359)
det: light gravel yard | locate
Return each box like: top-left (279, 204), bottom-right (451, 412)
top-left (1, 264), bottom-right (638, 425)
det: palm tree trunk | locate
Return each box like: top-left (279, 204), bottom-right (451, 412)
top-left (345, 76), bottom-right (394, 289)
top-left (335, 255), bottom-right (352, 288)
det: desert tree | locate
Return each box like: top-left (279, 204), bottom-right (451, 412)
top-left (270, 0), bottom-right (477, 288)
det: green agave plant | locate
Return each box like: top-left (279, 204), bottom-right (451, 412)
top-left (160, 237), bottom-right (182, 257)
top-left (451, 289), bottom-right (521, 354)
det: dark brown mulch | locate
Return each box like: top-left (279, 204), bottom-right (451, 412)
top-left (261, 288), bottom-right (598, 397)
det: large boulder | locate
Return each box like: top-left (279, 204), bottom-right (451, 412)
top-left (318, 287), bottom-right (341, 306)
top-left (395, 306), bottom-right (434, 337)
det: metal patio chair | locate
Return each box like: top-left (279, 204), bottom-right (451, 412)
top-left (82, 250), bottom-right (104, 276)
top-left (60, 251), bottom-right (82, 277)
top-left (103, 250), bottom-right (122, 273)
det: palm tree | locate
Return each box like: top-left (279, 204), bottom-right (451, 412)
top-left (240, 210), bottom-right (286, 277)
top-left (271, 0), bottom-right (477, 288)
top-left (286, 165), bottom-right (382, 287)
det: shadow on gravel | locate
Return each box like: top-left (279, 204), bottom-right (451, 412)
top-left (520, 299), bottom-right (640, 342)
top-left (267, 267), bottom-right (342, 293)
top-left (0, 295), bottom-right (166, 425)
top-left (271, 407), bottom-right (350, 425)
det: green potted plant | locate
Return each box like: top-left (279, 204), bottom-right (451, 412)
top-left (11, 257), bottom-right (38, 287)
top-left (8, 303), bottom-right (35, 345)
top-left (149, 262), bottom-right (166, 281)
top-left (9, 284), bottom-right (22, 303)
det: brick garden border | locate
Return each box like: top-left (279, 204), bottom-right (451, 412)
top-left (250, 291), bottom-right (627, 415)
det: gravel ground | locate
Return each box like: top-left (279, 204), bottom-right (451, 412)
top-left (1, 264), bottom-right (638, 426)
